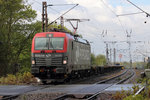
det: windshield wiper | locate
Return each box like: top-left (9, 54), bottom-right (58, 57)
top-left (40, 38), bottom-right (49, 53)
top-left (49, 38), bottom-right (55, 50)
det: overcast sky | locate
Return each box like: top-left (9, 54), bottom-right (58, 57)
top-left (28, 0), bottom-right (150, 62)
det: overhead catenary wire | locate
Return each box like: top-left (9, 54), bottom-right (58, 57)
top-left (100, 0), bottom-right (117, 16)
top-left (32, 1), bottom-right (79, 22)
top-left (117, 12), bottom-right (144, 17)
top-left (49, 7), bottom-right (60, 14)
top-left (126, 0), bottom-right (150, 16)
top-left (46, 3), bottom-right (77, 22)
top-left (47, 4), bottom-right (77, 6)
top-left (32, 0), bottom-right (42, 6)
top-left (70, 1), bottom-right (103, 39)
top-left (48, 4), bottom-right (79, 26)
top-left (100, 0), bottom-right (126, 34)
top-left (126, 0), bottom-right (150, 17)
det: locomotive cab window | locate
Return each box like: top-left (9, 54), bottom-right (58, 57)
top-left (34, 37), bottom-right (64, 50)
top-left (35, 38), bottom-right (49, 50)
top-left (49, 38), bottom-right (64, 50)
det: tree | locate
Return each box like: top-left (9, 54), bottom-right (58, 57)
top-left (48, 23), bottom-right (83, 38)
top-left (91, 54), bottom-right (106, 66)
top-left (0, 0), bottom-right (41, 75)
top-left (91, 53), bottom-right (96, 65)
top-left (95, 54), bottom-right (106, 66)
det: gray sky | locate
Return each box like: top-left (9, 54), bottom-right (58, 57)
top-left (28, 0), bottom-right (150, 62)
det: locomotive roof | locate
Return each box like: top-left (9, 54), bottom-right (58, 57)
top-left (34, 32), bottom-right (89, 44)
top-left (35, 32), bottom-right (71, 36)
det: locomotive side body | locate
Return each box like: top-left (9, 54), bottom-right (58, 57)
top-left (70, 39), bottom-right (91, 77)
top-left (65, 36), bottom-right (91, 78)
top-left (31, 32), bottom-right (91, 82)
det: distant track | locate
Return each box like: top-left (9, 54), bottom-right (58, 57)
top-left (86, 69), bottom-right (135, 100)
top-left (94, 69), bottom-right (128, 84)
top-left (53, 69), bottom-right (135, 100)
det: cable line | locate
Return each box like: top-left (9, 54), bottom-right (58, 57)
top-left (117, 12), bottom-right (144, 17)
top-left (100, 0), bottom-right (126, 34)
top-left (126, 0), bottom-right (150, 17)
top-left (48, 4), bottom-right (79, 26)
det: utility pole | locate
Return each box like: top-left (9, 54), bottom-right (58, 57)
top-left (126, 30), bottom-right (132, 68)
top-left (104, 41), bottom-right (117, 65)
top-left (114, 48), bottom-right (116, 65)
top-left (42, 2), bottom-right (78, 32)
top-left (112, 42), bottom-right (116, 65)
top-left (109, 48), bottom-right (112, 65)
top-left (42, 2), bottom-right (48, 32)
top-left (60, 16), bottom-right (64, 29)
top-left (106, 43), bottom-right (109, 65)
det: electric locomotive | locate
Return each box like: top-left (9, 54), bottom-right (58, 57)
top-left (31, 32), bottom-right (91, 83)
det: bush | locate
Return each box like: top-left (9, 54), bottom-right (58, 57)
top-left (123, 78), bottom-right (150, 100)
top-left (132, 85), bottom-right (140, 94)
top-left (111, 89), bottom-right (131, 100)
top-left (124, 94), bottom-right (144, 100)
top-left (0, 72), bottom-right (37, 85)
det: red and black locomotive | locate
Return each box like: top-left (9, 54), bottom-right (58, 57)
top-left (31, 32), bottom-right (91, 83)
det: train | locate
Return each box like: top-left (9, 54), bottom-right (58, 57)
top-left (31, 31), bottom-right (92, 83)
top-left (31, 31), bottom-right (122, 83)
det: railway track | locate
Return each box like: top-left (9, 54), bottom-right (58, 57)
top-left (66, 69), bottom-right (125, 85)
top-left (0, 95), bottom-right (18, 100)
top-left (0, 69), bottom-right (124, 100)
top-left (0, 85), bottom-right (53, 100)
top-left (53, 69), bottom-right (135, 100)
top-left (0, 69), bottom-right (134, 100)
top-left (86, 69), bottom-right (135, 100)
top-left (94, 69), bottom-right (128, 84)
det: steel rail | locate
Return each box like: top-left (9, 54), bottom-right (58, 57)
top-left (0, 95), bottom-right (19, 100)
top-left (86, 69), bottom-right (135, 100)
top-left (65, 66), bottom-right (124, 84)
top-left (116, 69), bottom-right (135, 84)
top-left (94, 69), bottom-right (128, 84)
top-left (0, 85), bottom-right (53, 100)
top-left (53, 69), bottom-right (133, 100)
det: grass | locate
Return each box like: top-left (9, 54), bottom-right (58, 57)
top-left (0, 72), bottom-right (37, 85)
top-left (111, 85), bottom-right (142, 100)
top-left (120, 78), bottom-right (150, 100)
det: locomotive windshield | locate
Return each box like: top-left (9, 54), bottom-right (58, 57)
top-left (35, 37), bottom-right (64, 50)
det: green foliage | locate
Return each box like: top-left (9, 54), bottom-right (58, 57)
top-left (0, 0), bottom-right (42, 75)
top-left (111, 84), bottom-right (145, 100)
top-left (91, 53), bottom-right (96, 65)
top-left (48, 23), bottom-right (83, 38)
top-left (48, 23), bottom-right (72, 33)
top-left (91, 53), bottom-right (106, 66)
top-left (112, 91), bottom-right (127, 100)
top-left (123, 95), bottom-right (144, 100)
top-left (132, 85), bottom-right (140, 94)
top-left (137, 78), bottom-right (144, 83)
top-left (95, 54), bottom-right (106, 65)
top-left (132, 62), bottom-right (145, 69)
top-left (123, 78), bottom-right (150, 100)
top-left (0, 72), bottom-right (37, 85)
top-left (19, 66), bottom-right (31, 73)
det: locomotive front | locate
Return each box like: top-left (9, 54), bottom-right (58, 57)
top-left (31, 32), bottom-right (69, 82)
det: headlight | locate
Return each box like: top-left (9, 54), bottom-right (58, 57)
top-left (63, 60), bottom-right (67, 64)
top-left (32, 60), bottom-right (35, 64)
